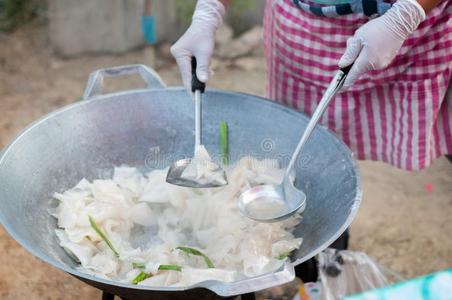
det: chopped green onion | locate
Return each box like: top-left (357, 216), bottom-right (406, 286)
top-left (277, 252), bottom-right (291, 260)
top-left (132, 262), bottom-right (146, 270)
top-left (176, 246), bottom-right (215, 268)
top-left (220, 121), bottom-right (229, 166)
top-left (131, 271), bottom-right (150, 284)
top-left (88, 215), bottom-right (119, 258)
top-left (131, 265), bottom-right (182, 284)
top-left (192, 189), bottom-right (203, 196)
top-left (158, 264), bottom-right (182, 272)
top-left (133, 263), bottom-right (182, 272)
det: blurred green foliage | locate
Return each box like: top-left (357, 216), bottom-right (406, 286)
top-left (0, 0), bottom-right (45, 32)
top-left (175, 0), bottom-right (258, 36)
top-left (175, 0), bottom-right (196, 29)
top-left (227, 0), bottom-right (256, 36)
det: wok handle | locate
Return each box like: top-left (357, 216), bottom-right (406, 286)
top-left (83, 64), bottom-right (166, 100)
top-left (209, 262), bottom-right (295, 296)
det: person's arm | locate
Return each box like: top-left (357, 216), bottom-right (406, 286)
top-left (170, 0), bottom-right (227, 91)
top-left (416, 0), bottom-right (442, 13)
top-left (339, 0), bottom-right (443, 87)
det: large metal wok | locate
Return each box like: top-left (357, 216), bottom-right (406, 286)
top-left (0, 65), bottom-right (361, 299)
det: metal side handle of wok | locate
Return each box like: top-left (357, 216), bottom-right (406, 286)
top-left (208, 261), bottom-right (295, 296)
top-left (83, 64), bottom-right (167, 100)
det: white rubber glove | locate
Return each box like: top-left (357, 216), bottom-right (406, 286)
top-left (339, 0), bottom-right (426, 87)
top-left (170, 0), bottom-right (225, 91)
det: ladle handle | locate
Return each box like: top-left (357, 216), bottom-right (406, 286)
top-left (191, 57), bottom-right (205, 150)
top-left (284, 64), bottom-right (352, 178)
top-left (339, 63), bottom-right (353, 75)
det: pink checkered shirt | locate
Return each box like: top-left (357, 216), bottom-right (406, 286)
top-left (264, 0), bottom-right (452, 170)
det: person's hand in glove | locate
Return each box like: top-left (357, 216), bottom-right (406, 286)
top-left (170, 0), bottom-right (226, 91)
top-left (339, 0), bottom-right (426, 87)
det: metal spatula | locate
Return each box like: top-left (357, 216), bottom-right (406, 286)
top-left (166, 58), bottom-right (228, 188)
top-left (238, 64), bottom-right (353, 222)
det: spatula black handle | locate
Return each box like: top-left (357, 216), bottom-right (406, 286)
top-left (191, 57), bottom-right (206, 93)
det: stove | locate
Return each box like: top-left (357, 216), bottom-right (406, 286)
top-left (101, 291), bottom-right (256, 300)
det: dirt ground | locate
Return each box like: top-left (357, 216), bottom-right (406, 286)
top-left (0, 23), bottom-right (451, 300)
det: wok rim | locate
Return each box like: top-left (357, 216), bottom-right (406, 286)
top-left (0, 87), bottom-right (362, 295)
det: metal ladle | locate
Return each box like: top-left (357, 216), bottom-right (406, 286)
top-left (166, 58), bottom-right (228, 188)
top-left (238, 65), bottom-right (353, 222)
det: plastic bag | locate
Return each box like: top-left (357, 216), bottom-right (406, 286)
top-left (344, 268), bottom-right (452, 300)
top-left (317, 248), bottom-right (402, 300)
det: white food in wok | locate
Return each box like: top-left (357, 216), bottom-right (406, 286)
top-left (52, 157), bottom-right (302, 286)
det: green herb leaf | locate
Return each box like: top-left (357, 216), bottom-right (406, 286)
top-left (131, 264), bottom-right (181, 284)
top-left (192, 189), bottom-right (203, 196)
top-left (277, 252), bottom-right (291, 260)
top-left (131, 271), bottom-right (150, 284)
top-left (158, 264), bottom-right (182, 272)
top-left (88, 215), bottom-right (119, 258)
top-left (132, 262), bottom-right (146, 270)
top-left (176, 246), bottom-right (215, 268)
top-left (220, 121), bottom-right (229, 166)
